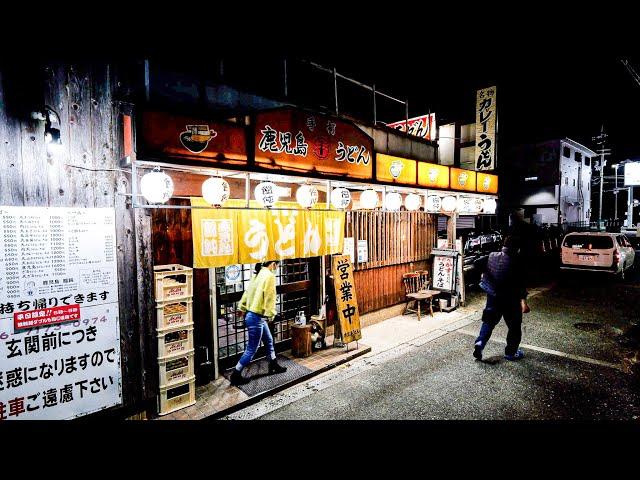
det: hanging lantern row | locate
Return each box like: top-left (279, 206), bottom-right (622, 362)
top-left (139, 169), bottom-right (497, 213)
top-left (426, 194), bottom-right (497, 214)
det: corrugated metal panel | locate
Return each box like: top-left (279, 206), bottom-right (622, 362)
top-left (457, 215), bottom-right (476, 229)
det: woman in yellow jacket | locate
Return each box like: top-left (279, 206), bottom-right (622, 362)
top-left (230, 261), bottom-right (287, 386)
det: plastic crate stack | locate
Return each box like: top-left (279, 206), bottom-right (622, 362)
top-left (154, 264), bottom-right (196, 416)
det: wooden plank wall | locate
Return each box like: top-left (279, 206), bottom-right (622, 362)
top-left (0, 62), bottom-right (153, 415)
top-left (150, 201), bottom-right (213, 373)
top-left (345, 211), bottom-right (437, 314)
top-left (354, 260), bottom-right (429, 314)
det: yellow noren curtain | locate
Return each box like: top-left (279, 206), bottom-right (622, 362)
top-left (190, 198), bottom-right (345, 268)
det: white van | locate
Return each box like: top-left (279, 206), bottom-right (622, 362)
top-left (560, 232), bottom-right (636, 279)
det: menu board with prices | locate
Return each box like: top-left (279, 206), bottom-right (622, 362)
top-left (0, 207), bottom-right (122, 420)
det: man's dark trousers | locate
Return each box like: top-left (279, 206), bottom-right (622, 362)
top-left (475, 294), bottom-right (522, 356)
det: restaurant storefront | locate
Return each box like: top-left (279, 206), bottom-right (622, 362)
top-left (132, 106), bottom-right (499, 416)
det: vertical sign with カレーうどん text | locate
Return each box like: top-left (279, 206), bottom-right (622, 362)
top-left (0, 207), bottom-right (121, 420)
top-left (475, 86), bottom-right (497, 171)
top-left (331, 255), bottom-right (361, 344)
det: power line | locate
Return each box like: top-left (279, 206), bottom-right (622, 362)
top-left (621, 58), bottom-right (640, 88)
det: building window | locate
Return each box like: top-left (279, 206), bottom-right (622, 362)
top-left (563, 146), bottom-right (571, 158)
top-left (585, 156), bottom-right (591, 166)
top-left (565, 177), bottom-right (569, 185)
top-left (573, 179), bottom-right (576, 186)
top-left (575, 152), bottom-right (582, 163)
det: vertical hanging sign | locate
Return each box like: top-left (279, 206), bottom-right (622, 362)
top-left (0, 207), bottom-right (122, 420)
top-left (475, 86), bottom-right (497, 171)
top-left (331, 255), bottom-right (361, 344)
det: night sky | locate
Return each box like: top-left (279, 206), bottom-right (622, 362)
top-left (309, 49), bottom-right (640, 162)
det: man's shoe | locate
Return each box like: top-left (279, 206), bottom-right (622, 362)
top-left (268, 359), bottom-right (287, 374)
top-left (473, 341), bottom-right (483, 361)
top-left (504, 349), bottom-right (525, 361)
top-left (230, 368), bottom-right (250, 385)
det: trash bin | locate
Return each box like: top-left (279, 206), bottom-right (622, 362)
top-left (438, 298), bottom-right (448, 311)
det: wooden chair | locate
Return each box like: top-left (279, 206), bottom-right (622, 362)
top-left (402, 271), bottom-right (440, 321)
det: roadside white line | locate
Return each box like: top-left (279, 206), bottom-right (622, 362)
top-left (223, 285), bottom-right (557, 419)
top-left (454, 328), bottom-right (623, 371)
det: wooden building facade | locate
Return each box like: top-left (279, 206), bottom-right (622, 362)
top-left (0, 60), bottom-right (495, 419)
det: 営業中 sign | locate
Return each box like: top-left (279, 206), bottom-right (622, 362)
top-left (331, 255), bottom-right (361, 344)
top-left (0, 207), bottom-right (122, 420)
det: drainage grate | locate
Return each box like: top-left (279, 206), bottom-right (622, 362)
top-left (574, 322), bottom-right (603, 332)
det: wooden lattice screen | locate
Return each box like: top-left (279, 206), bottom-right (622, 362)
top-left (345, 211), bottom-right (437, 270)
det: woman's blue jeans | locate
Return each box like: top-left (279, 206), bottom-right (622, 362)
top-left (236, 311), bottom-right (276, 369)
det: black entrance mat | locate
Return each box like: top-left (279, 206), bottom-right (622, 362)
top-left (224, 356), bottom-right (313, 397)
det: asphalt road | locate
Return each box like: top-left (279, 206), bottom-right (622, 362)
top-left (254, 262), bottom-right (640, 420)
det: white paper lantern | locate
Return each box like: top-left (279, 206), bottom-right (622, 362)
top-left (140, 168), bottom-right (173, 204)
top-left (483, 198), bottom-right (497, 214)
top-left (457, 196), bottom-right (473, 213)
top-left (296, 184), bottom-right (319, 209)
top-left (254, 181), bottom-right (279, 208)
top-left (331, 187), bottom-right (351, 210)
top-left (202, 177), bottom-right (230, 207)
top-left (384, 192), bottom-right (402, 211)
top-left (426, 195), bottom-right (442, 212)
top-left (405, 193), bottom-right (422, 211)
top-left (441, 195), bottom-right (457, 212)
top-left (359, 189), bottom-right (378, 209)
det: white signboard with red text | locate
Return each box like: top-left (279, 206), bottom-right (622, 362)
top-left (386, 113), bottom-right (436, 141)
top-left (0, 207), bottom-right (122, 420)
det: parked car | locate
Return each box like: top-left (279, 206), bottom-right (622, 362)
top-left (560, 232), bottom-right (636, 279)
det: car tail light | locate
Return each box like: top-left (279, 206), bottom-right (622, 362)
top-left (613, 250), bottom-right (620, 267)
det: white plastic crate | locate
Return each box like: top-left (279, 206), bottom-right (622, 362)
top-left (159, 350), bottom-right (195, 388)
top-left (158, 378), bottom-right (196, 416)
top-left (153, 264), bottom-right (193, 302)
top-left (156, 299), bottom-right (193, 330)
top-left (157, 325), bottom-right (194, 359)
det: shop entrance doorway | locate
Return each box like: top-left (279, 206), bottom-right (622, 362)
top-left (214, 257), bottom-right (321, 371)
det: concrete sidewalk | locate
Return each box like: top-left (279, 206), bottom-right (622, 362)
top-left (359, 286), bottom-right (549, 359)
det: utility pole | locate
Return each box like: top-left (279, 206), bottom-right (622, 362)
top-left (592, 125), bottom-right (610, 228)
top-left (612, 163), bottom-right (619, 220)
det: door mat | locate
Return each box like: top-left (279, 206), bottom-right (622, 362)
top-left (224, 356), bottom-right (312, 397)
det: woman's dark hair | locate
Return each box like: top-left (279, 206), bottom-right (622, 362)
top-left (255, 260), bottom-right (278, 274)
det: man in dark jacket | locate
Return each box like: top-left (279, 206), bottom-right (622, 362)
top-left (473, 235), bottom-right (530, 361)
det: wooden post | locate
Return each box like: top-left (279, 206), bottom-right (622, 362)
top-left (291, 324), bottom-right (312, 357)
